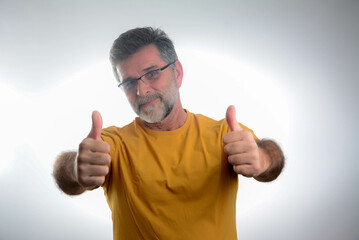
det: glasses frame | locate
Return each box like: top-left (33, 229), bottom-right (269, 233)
top-left (118, 61), bottom-right (177, 91)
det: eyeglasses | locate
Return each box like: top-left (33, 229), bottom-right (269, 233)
top-left (118, 61), bottom-right (176, 92)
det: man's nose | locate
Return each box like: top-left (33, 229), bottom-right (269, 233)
top-left (137, 79), bottom-right (152, 96)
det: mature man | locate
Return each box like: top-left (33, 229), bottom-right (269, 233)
top-left (53, 27), bottom-right (284, 240)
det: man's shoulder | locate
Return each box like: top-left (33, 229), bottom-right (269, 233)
top-left (192, 112), bottom-right (226, 125)
top-left (102, 120), bottom-right (136, 136)
top-left (190, 112), bottom-right (228, 132)
top-left (191, 111), bottom-right (257, 138)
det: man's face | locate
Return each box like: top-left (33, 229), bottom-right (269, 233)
top-left (117, 45), bottom-right (181, 123)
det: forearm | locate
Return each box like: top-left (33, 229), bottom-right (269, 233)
top-left (53, 151), bottom-right (86, 195)
top-left (254, 139), bottom-right (285, 182)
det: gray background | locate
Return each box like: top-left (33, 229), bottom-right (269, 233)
top-left (1, 0), bottom-right (358, 239)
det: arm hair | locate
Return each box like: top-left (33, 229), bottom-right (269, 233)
top-left (254, 139), bottom-right (285, 182)
top-left (53, 151), bottom-right (86, 195)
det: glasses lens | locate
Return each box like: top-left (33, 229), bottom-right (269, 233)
top-left (143, 69), bottom-right (161, 82)
top-left (122, 80), bottom-right (137, 91)
top-left (119, 62), bottom-right (175, 91)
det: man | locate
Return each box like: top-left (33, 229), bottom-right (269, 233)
top-left (53, 27), bottom-right (285, 239)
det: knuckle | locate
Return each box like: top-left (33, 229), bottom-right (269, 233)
top-left (224, 145), bottom-right (230, 154)
top-left (93, 166), bottom-right (103, 176)
top-left (78, 143), bottom-right (84, 151)
top-left (243, 130), bottom-right (251, 137)
top-left (250, 151), bottom-right (259, 161)
top-left (98, 153), bottom-right (109, 165)
top-left (99, 177), bottom-right (105, 185)
top-left (103, 166), bottom-right (109, 175)
top-left (106, 155), bottom-right (112, 164)
top-left (223, 134), bottom-right (229, 144)
top-left (250, 142), bottom-right (258, 151)
top-left (77, 164), bottom-right (88, 174)
top-left (229, 155), bottom-right (240, 165)
top-left (79, 141), bottom-right (89, 151)
top-left (243, 130), bottom-right (253, 140)
top-left (233, 166), bottom-right (241, 174)
top-left (92, 166), bottom-right (108, 176)
top-left (94, 177), bottom-right (105, 186)
top-left (79, 176), bottom-right (104, 188)
top-left (97, 140), bottom-right (109, 152)
top-left (252, 163), bottom-right (261, 172)
top-left (102, 167), bottom-right (109, 176)
top-left (227, 155), bottom-right (235, 164)
top-left (77, 153), bottom-right (86, 163)
top-left (104, 142), bottom-right (111, 153)
top-left (78, 175), bottom-right (87, 185)
top-left (243, 173), bottom-right (251, 178)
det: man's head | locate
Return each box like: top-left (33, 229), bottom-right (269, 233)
top-left (110, 27), bottom-right (178, 82)
top-left (110, 27), bottom-right (183, 124)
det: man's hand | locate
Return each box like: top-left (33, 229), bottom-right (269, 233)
top-left (223, 105), bottom-right (270, 177)
top-left (76, 111), bottom-right (111, 189)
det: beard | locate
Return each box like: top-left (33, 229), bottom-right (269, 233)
top-left (130, 78), bottom-right (178, 123)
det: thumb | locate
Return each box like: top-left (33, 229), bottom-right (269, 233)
top-left (87, 111), bottom-right (103, 140)
top-left (226, 105), bottom-right (243, 132)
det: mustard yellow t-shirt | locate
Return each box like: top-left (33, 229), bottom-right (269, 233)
top-left (101, 110), bottom-right (256, 240)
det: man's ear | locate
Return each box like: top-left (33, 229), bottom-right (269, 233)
top-left (174, 60), bottom-right (184, 88)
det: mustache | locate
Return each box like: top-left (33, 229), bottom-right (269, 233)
top-left (136, 93), bottom-right (163, 106)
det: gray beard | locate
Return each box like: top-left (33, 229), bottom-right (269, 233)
top-left (132, 91), bottom-right (178, 123)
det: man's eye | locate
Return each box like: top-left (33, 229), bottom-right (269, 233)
top-left (123, 80), bottom-right (137, 90)
top-left (145, 70), bottom-right (160, 81)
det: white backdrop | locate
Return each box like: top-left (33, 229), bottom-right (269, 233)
top-left (0, 1), bottom-right (358, 239)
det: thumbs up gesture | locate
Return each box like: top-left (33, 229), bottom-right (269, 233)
top-left (76, 111), bottom-right (111, 189)
top-left (223, 105), bottom-right (268, 177)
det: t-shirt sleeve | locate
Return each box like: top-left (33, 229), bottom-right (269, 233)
top-left (238, 123), bottom-right (258, 140)
top-left (100, 126), bottom-right (119, 192)
top-left (220, 118), bottom-right (258, 140)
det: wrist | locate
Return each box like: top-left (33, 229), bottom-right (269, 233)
top-left (258, 147), bottom-right (271, 174)
top-left (53, 151), bottom-right (86, 195)
top-left (254, 139), bottom-right (285, 182)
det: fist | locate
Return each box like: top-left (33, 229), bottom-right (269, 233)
top-left (76, 111), bottom-right (111, 189)
top-left (223, 105), bottom-right (266, 177)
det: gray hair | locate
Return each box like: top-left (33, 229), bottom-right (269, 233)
top-left (109, 27), bottom-right (178, 82)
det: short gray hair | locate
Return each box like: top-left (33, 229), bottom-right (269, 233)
top-left (109, 27), bottom-right (178, 82)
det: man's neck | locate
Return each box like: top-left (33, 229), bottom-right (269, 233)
top-left (142, 100), bottom-right (187, 131)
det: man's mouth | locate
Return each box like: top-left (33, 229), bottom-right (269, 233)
top-left (138, 96), bottom-right (160, 109)
top-left (142, 97), bottom-right (158, 106)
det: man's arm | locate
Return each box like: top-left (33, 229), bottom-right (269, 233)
top-left (255, 139), bottom-right (285, 182)
top-left (53, 151), bottom-right (86, 195)
top-left (223, 105), bottom-right (285, 181)
top-left (53, 111), bottom-right (111, 195)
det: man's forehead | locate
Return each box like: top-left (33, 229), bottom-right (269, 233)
top-left (116, 45), bottom-right (164, 80)
top-left (117, 60), bottom-right (160, 73)
top-left (116, 61), bottom-right (161, 81)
